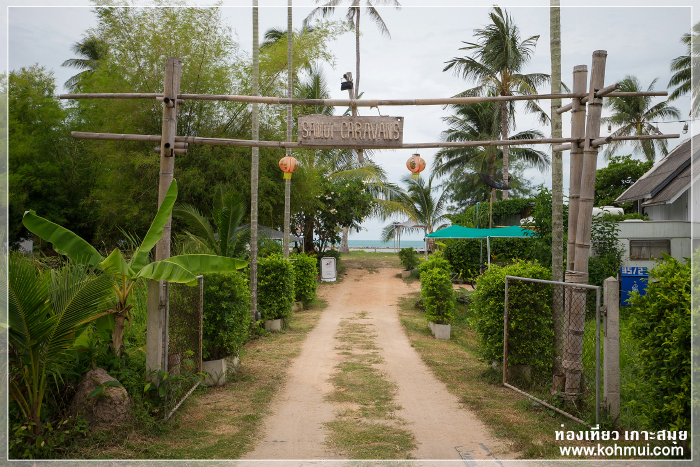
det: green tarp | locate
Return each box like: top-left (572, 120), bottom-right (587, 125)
top-left (425, 224), bottom-right (535, 239)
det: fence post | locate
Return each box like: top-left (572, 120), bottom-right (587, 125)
top-left (603, 276), bottom-right (620, 427)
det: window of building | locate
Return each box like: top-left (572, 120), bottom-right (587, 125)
top-left (629, 239), bottom-right (671, 260)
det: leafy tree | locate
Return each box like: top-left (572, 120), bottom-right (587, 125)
top-left (443, 6), bottom-right (549, 199)
top-left (524, 186), bottom-right (568, 266)
top-left (8, 66), bottom-right (98, 246)
top-left (594, 155), bottom-right (653, 211)
top-left (602, 76), bottom-right (680, 162)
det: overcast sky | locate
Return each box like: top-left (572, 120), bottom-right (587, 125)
top-left (4, 1), bottom-right (698, 241)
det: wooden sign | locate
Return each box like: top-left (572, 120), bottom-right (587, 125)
top-left (298, 115), bottom-right (404, 148)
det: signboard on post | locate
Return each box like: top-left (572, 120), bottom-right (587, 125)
top-left (298, 115), bottom-right (404, 148)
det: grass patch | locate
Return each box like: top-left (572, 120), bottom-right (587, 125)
top-left (324, 313), bottom-right (416, 459)
top-left (340, 251), bottom-right (402, 269)
top-left (66, 299), bottom-right (326, 459)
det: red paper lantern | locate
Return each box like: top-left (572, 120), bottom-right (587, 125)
top-left (406, 154), bottom-right (426, 179)
top-left (279, 156), bottom-right (299, 179)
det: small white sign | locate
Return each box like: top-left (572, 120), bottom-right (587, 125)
top-left (320, 257), bottom-right (337, 282)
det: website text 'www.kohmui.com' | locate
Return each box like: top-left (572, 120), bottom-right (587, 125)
top-left (557, 425), bottom-right (686, 458)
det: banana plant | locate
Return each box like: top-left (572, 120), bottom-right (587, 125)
top-left (22, 180), bottom-right (248, 356)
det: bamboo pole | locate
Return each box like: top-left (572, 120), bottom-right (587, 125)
top-left (283, 0), bottom-right (292, 260)
top-left (71, 131), bottom-right (678, 151)
top-left (60, 90), bottom-right (667, 106)
top-left (147, 57), bottom-right (181, 374)
top-left (565, 50), bottom-right (608, 399)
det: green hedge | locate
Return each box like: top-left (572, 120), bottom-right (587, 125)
top-left (443, 238), bottom-right (532, 278)
top-left (420, 267), bottom-right (455, 325)
top-left (258, 254), bottom-right (295, 321)
top-left (470, 261), bottom-right (553, 377)
top-left (418, 254), bottom-right (451, 274)
top-left (291, 253), bottom-right (318, 305)
top-left (202, 272), bottom-right (251, 360)
top-left (398, 247), bottom-right (419, 270)
top-left (627, 255), bottom-right (690, 431)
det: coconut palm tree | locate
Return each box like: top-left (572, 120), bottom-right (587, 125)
top-left (443, 6), bottom-right (549, 200)
top-left (667, 22), bottom-right (700, 114)
top-left (434, 101), bottom-right (550, 182)
top-left (174, 185), bottom-right (250, 259)
top-left (61, 35), bottom-right (108, 91)
top-left (380, 174), bottom-right (450, 251)
top-left (305, 0), bottom-right (401, 102)
top-left (602, 76), bottom-right (681, 162)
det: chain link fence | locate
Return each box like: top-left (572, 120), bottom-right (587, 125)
top-left (504, 276), bottom-right (601, 426)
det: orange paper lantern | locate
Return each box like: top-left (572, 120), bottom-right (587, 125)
top-left (406, 154), bottom-right (426, 179)
top-left (279, 156), bottom-right (299, 179)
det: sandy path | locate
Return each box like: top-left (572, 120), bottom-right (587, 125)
top-left (244, 267), bottom-right (510, 461)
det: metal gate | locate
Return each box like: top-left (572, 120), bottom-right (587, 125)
top-left (503, 276), bottom-right (601, 426)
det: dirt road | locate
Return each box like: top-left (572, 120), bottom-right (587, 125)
top-left (243, 267), bottom-right (511, 461)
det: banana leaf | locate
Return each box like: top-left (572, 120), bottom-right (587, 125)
top-left (135, 259), bottom-right (198, 285)
top-left (99, 248), bottom-right (135, 278)
top-left (129, 180), bottom-right (178, 273)
top-left (162, 254), bottom-right (248, 275)
top-left (22, 211), bottom-right (104, 268)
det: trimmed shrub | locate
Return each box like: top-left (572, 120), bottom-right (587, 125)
top-left (470, 261), bottom-right (553, 377)
top-left (627, 255), bottom-right (690, 431)
top-left (418, 255), bottom-right (451, 274)
top-left (257, 254), bottom-right (295, 321)
top-left (202, 272), bottom-right (251, 360)
top-left (420, 267), bottom-right (455, 325)
top-left (398, 247), bottom-right (419, 270)
top-left (291, 253), bottom-right (318, 305)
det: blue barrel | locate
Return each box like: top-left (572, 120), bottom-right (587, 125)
top-left (620, 266), bottom-right (649, 306)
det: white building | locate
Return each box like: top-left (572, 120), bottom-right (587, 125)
top-left (614, 135), bottom-right (697, 269)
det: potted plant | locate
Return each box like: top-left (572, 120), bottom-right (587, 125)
top-left (420, 267), bottom-right (455, 340)
top-left (258, 254), bottom-right (295, 331)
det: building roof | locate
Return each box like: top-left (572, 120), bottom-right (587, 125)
top-left (237, 224), bottom-right (303, 242)
top-left (615, 135), bottom-right (699, 205)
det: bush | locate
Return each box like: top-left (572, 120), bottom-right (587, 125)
top-left (291, 253), bottom-right (318, 305)
top-left (470, 261), bottom-right (553, 376)
top-left (420, 267), bottom-right (455, 324)
top-left (627, 255), bottom-right (690, 431)
top-left (202, 272), bottom-right (251, 360)
top-left (258, 254), bottom-right (295, 321)
top-left (588, 214), bottom-right (625, 287)
top-left (418, 254), bottom-right (451, 274)
top-left (398, 247), bottom-right (419, 270)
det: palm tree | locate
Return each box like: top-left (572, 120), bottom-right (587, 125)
top-left (434, 101), bottom-right (550, 181)
top-left (174, 186), bottom-right (250, 259)
top-left (443, 6), bottom-right (549, 200)
top-left (305, 0), bottom-right (401, 102)
top-left (381, 174), bottom-right (450, 252)
top-left (61, 35), bottom-right (108, 91)
top-left (667, 22), bottom-right (700, 115)
top-left (602, 76), bottom-right (681, 162)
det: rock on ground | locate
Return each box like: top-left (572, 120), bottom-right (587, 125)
top-left (70, 367), bottom-right (131, 428)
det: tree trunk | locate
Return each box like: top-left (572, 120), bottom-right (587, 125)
top-left (340, 226), bottom-right (350, 253)
top-left (550, 0), bottom-right (565, 387)
top-left (112, 313), bottom-right (126, 357)
top-left (501, 100), bottom-right (509, 200)
top-left (304, 217), bottom-right (315, 253)
top-left (250, 0), bottom-right (260, 321)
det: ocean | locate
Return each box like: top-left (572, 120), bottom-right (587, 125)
top-left (339, 239), bottom-right (425, 249)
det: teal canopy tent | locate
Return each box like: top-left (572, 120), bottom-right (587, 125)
top-left (425, 225), bottom-right (535, 265)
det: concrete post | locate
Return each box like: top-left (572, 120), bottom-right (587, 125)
top-left (603, 276), bottom-right (620, 426)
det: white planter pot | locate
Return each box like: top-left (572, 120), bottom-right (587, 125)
top-left (264, 318), bottom-right (282, 331)
top-left (433, 323), bottom-right (451, 340)
top-left (202, 356), bottom-right (240, 386)
top-left (428, 321), bottom-right (435, 335)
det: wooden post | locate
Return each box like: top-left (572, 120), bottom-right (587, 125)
top-left (603, 276), bottom-right (621, 427)
top-left (250, 1), bottom-right (260, 321)
top-left (147, 57), bottom-right (181, 373)
top-left (564, 50), bottom-right (607, 398)
top-left (283, 0), bottom-right (292, 260)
